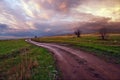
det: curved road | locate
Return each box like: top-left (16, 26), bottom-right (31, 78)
top-left (26, 39), bottom-right (120, 80)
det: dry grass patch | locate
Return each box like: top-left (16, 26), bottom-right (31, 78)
top-left (7, 58), bottom-right (38, 80)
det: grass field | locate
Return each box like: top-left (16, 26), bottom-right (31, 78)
top-left (32, 34), bottom-right (120, 64)
top-left (0, 39), bottom-right (58, 80)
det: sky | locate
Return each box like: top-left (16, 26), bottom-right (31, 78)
top-left (0, 0), bottom-right (120, 38)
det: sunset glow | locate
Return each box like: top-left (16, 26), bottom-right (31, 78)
top-left (0, 0), bottom-right (120, 38)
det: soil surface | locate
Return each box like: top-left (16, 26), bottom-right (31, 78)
top-left (26, 39), bottom-right (120, 80)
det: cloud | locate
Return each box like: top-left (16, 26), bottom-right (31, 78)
top-left (74, 17), bottom-right (120, 33)
top-left (0, 24), bottom-right (9, 31)
top-left (0, 0), bottom-right (120, 39)
top-left (34, 22), bottom-right (72, 35)
top-left (34, 0), bottom-right (84, 13)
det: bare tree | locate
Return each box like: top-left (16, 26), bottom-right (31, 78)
top-left (99, 27), bottom-right (108, 40)
top-left (74, 29), bottom-right (81, 37)
top-left (34, 36), bottom-right (37, 38)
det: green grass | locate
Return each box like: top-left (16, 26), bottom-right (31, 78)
top-left (32, 34), bottom-right (120, 64)
top-left (0, 39), bottom-right (30, 55)
top-left (0, 39), bottom-right (57, 80)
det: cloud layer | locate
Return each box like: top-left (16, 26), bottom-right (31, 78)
top-left (0, 0), bottom-right (120, 38)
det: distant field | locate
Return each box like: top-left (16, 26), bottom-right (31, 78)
top-left (32, 34), bottom-right (120, 64)
top-left (0, 40), bottom-right (57, 80)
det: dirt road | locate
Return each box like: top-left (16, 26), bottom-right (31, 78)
top-left (26, 39), bottom-right (120, 80)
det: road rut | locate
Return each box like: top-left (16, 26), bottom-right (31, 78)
top-left (27, 39), bottom-right (120, 80)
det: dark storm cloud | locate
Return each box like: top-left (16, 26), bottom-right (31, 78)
top-left (34, 22), bottom-right (73, 35)
top-left (76, 17), bottom-right (120, 33)
top-left (0, 24), bottom-right (9, 31)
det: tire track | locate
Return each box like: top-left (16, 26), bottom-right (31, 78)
top-left (27, 39), bottom-right (120, 80)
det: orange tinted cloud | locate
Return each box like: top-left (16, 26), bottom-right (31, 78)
top-left (59, 2), bottom-right (67, 12)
